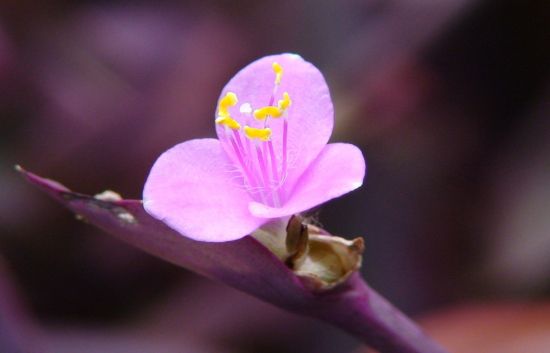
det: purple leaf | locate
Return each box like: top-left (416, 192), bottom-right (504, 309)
top-left (18, 166), bottom-right (448, 353)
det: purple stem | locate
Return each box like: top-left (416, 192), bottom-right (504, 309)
top-left (308, 273), bottom-right (448, 353)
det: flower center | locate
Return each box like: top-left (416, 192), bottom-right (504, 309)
top-left (215, 62), bottom-right (293, 207)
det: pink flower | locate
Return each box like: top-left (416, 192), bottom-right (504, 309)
top-left (143, 53), bottom-right (366, 242)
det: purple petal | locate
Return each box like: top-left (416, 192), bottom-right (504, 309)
top-left (249, 143), bottom-right (365, 218)
top-left (218, 53), bottom-right (333, 194)
top-left (143, 138), bottom-right (265, 242)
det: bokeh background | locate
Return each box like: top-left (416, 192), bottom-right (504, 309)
top-left (1, 0), bottom-right (548, 352)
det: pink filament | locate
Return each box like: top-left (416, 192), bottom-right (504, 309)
top-left (255, 145), bottom-right (272, 205)
top-left (268, 84), bottom-right (279, 106)
top-left (282, 119), bottom-right (288, 182)
top-left (232, 130), bottom-right (246, 161)
top-left (229, 135), bottom-right (257, 191)
top-left (222, 83), bottom-right (288, 207)
top-left (267, 140), bottom-right (279, 185)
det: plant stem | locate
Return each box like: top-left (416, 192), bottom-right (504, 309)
top-left (311, 273), bottom-right (448, 353)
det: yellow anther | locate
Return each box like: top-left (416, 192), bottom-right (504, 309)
top-left (244, 126), bottom-right (272, 141)
top-left (217, 92), bottom-right (238, 118)
top-left (253, 106), bottom-right (283, 120)
top-left (216, 116), bottom-right (241, 130)
top-left (273, 62), bottom-right (283, 85)
top-left (277, 92), bottom-right (292, 111)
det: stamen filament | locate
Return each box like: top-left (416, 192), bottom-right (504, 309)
top-left (229, 136), bottom-right (257, 189)
top-left (244, 133), bottom-right (253, 166)
top-left (232, 129), bottom-right (246, 160)
top-left (267, 140), bottom-right (281, 207)
top-left (268, 85), bottom-right (279, 106)
top-left (282, 118), bottom-right (288, 203)
top-left (267, 140), bottom-right (279, 186)
top-left (255, 145), bottom-right (273, 206)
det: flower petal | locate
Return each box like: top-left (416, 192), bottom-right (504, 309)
top-left (218, 53), bottom-right (333, 194)
top-left (248, 143), bottom-right (366, 218)
top-left (143, 138), bottom-right (266, 241)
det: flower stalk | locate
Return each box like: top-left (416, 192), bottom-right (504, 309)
top-left (311, 273), bottom-right (448, 353)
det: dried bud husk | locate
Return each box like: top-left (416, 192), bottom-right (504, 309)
top-left (253, 215), bottom-right (364, 291)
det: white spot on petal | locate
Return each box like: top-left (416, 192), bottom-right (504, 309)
top-left (248, 201), bottom-right (270, 217)
top-left (240, 103), bottom-right (252, 114)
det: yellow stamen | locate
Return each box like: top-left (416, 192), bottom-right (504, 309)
top-left (253, 106), bottom-right (283, 120)
top-left (273, 62), bottom-right (283, 85)
top-left (216, 92), bottom-right (240, 130)
top-left (215, 116), bottom-right (241, 130)
top-left (244, 126), bottom-right (272, 141)
top-left (277, 92), bottom-right (292, 111)
top-left (217, 92), bottom-right (238, 118)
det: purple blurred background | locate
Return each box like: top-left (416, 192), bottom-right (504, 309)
top-left (1, 0), bottom-right (548, 352)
